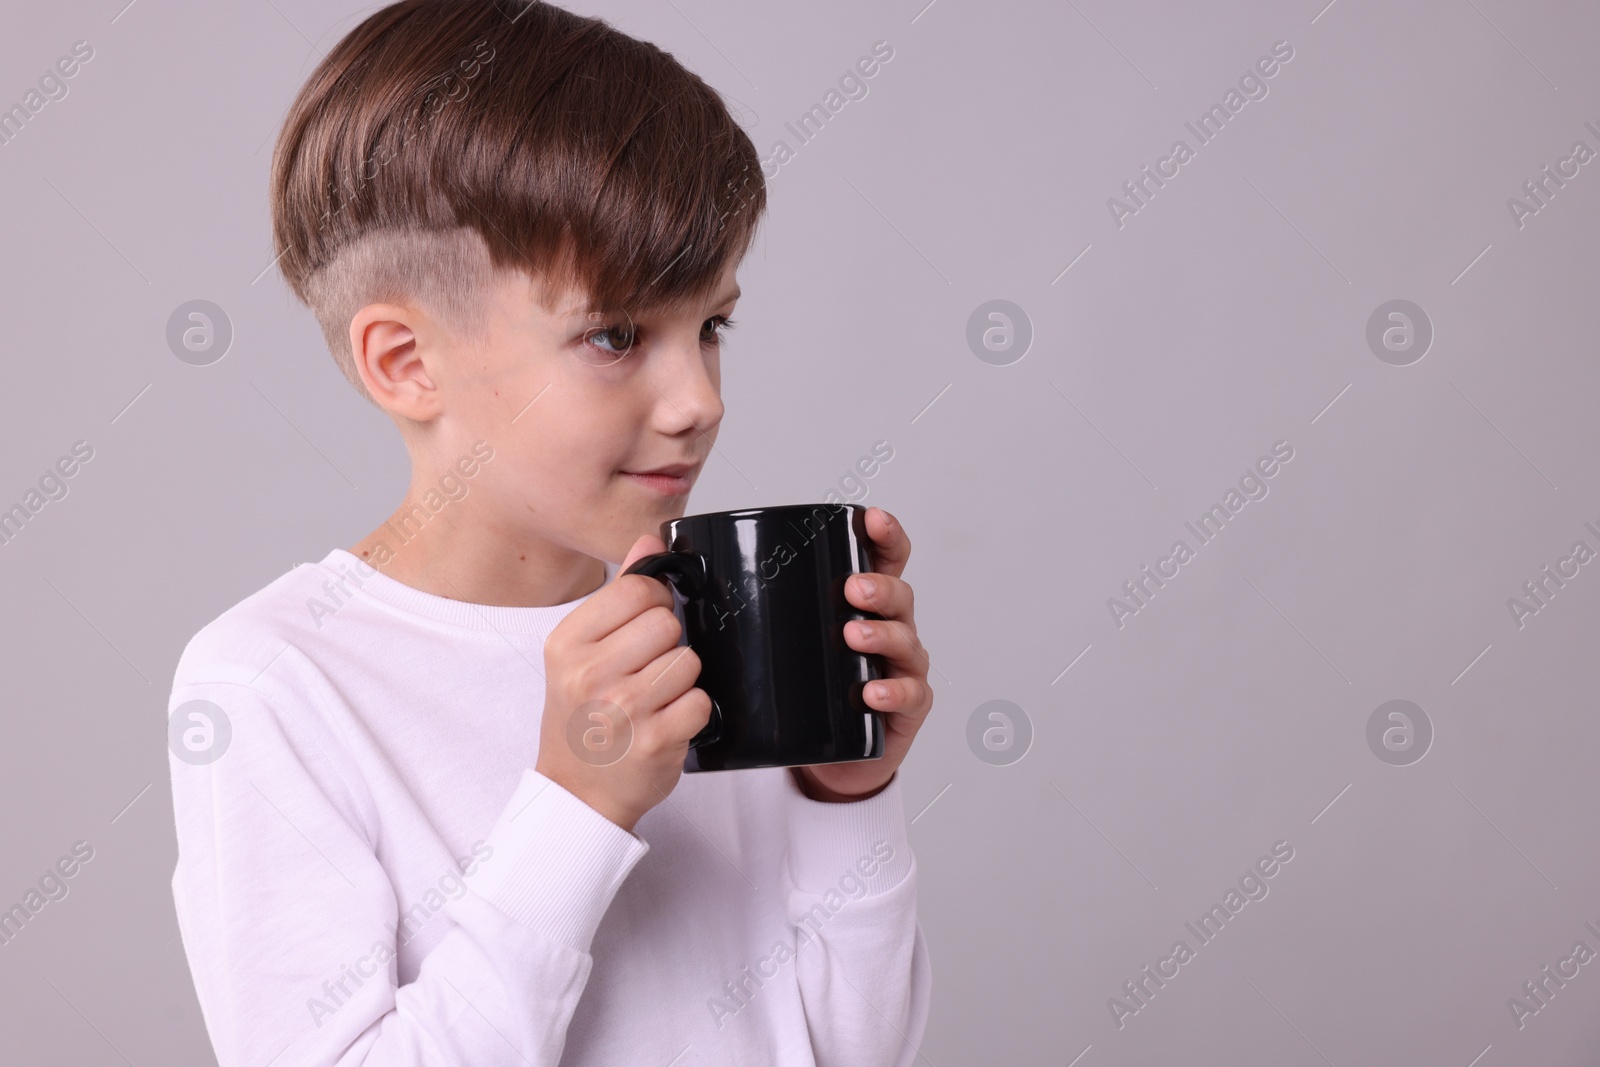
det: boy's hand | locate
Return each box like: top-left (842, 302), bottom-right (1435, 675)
top-left (534, 534), bottom-right (713, 833)
top-left (791, 506), bottom-right (934, 803)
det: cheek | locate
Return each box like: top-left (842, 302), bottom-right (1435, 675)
top-left (529, 387), bottom-right (637, 480)
top-left (702, 353), bottom-right (725, 435)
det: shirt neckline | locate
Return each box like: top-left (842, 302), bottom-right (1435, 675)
top-left (316, 548), bottom-right (621, 636)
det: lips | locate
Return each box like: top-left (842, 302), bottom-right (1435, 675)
top-left (619, 460), bottom-right (701, 496)
top-left (623, 462), bottom-right (699, 478)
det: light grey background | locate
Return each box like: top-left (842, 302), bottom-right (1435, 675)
top-left (1, 0), bottom-right (1596, 1062)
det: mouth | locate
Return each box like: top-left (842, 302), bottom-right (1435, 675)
top-left (619, 462), bottom-right (700, 496)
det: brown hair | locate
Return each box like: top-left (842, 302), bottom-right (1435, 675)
top-left (269, 0), bottom-right (766, 402)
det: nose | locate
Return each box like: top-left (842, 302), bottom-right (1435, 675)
top-left (649, 337), bottom-right (724, 440)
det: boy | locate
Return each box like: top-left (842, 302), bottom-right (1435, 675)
top-left (164, 1), bottom-right (935, 1064)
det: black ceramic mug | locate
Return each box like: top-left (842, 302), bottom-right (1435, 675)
top-left (621, 502), bottom-right (888, 772)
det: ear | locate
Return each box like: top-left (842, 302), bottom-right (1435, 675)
top-left (349, 302), bottom-right (443, 422)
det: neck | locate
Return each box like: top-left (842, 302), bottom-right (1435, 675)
top-left (350, 492), bottom-right (606, 608)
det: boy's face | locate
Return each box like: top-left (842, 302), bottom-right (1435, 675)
top-left (427, 256), bottom-right (740, 565)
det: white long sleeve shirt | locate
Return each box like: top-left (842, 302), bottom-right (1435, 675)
top-left (165, 548), bottom-right (931, 1066)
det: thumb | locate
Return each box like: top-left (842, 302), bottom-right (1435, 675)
top-left (620, 532), bottom-right (667, 573)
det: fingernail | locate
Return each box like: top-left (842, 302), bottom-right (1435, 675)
top-left (871, 682), bottom-right (889, 700)
top-left (855, 576), bottom-right (877, 598)
top-left (857, 622), bottom-right (875, 639)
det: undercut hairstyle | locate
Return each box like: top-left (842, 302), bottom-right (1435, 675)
top-left (269, 0), bottom-right (766, 403)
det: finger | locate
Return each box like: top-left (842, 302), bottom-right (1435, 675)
top-left (601, 602), bottom-right (686, 677)
top-left (863, 674), bottom-right (932, 717)
top-left (650, 685), bottom-right (715, 747)
top-left (563, 569), bottom-right (674, 646)
top-left (845, 571), bottom-right (912, 621)
top-left (863, 507), bottom-right (911, 579)
top-left (633, 642), bottom-right (701, 704)
top-left (845, 617), bottom-right (928, 674)
top-left (621, 533), bottom-right (667, 572)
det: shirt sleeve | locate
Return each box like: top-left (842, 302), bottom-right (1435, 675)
top-left (780, 769), bottom-right (933, 1067)
top-left (166, 679), bottom-right (648, 1066)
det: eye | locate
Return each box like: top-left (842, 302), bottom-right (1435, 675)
top-left (702, 315), bottom-right (737, 346)
top-left (579, 313), bottom-right (636, 366)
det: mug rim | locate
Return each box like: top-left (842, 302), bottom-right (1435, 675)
top-left (664, 501), bottom-right (863, 527)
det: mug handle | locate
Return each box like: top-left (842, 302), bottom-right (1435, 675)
top-left (621, 551), bottom-right (722, 748)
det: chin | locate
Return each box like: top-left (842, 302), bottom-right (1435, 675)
top-left (640, 488), bottom-right (695, 515)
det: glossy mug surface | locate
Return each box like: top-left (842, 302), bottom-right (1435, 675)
top-left (622, 503), bottom-right (887, 772)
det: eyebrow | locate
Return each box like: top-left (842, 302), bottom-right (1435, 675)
top-left (560, 285), bottom-right (741, 319)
